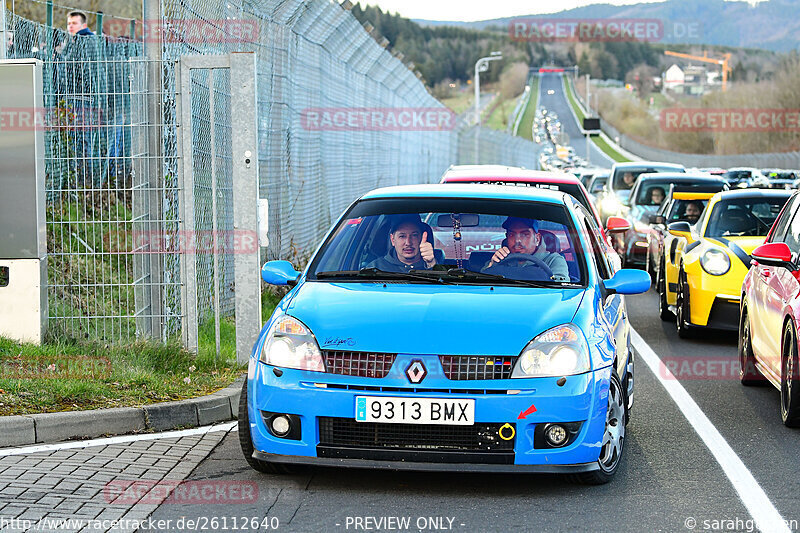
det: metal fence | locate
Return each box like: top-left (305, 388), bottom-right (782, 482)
top-left (3, 1), bottom-right (541, 345)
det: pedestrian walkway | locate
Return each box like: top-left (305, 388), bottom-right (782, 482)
top-left (0, 423), bottom-right (234, 532)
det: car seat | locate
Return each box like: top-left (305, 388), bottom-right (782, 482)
top-left (717, 209), bottom-right (753, 236)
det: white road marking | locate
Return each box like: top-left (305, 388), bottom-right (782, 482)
top-left (631, 328), bottom-right (790, 533)
top-left (0, 421), bottom-right (237, 457)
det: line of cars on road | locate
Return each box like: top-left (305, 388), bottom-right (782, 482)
top-left (580, 159), bottom-right (800, 426)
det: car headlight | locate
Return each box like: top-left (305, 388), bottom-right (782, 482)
top-left (259, 315), bottom-right (325, 372)
top-left (512, 324), bottom-right (591, 378)
top-left (700, 248), bottom-right (731, 276)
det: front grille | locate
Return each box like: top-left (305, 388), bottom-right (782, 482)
top-left (318, 417), bottom-right (514, 451)
top-left (439, 355), bottom-right (516, 380)
top-left (322, 351), bottom-right (396, 378)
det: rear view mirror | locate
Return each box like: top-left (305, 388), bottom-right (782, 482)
top-left (752, 242), bottom-right (794, 269)
top-left (606, 216), bottom-right (630, 234)
top-left (262, 260), bottom-right (301, 286)
top-left (604, 269), bottom-right (651, 295)
top-left (667, 221), bottom-right (692, 240)
top-left (436, 214), bottom-right (480, 227)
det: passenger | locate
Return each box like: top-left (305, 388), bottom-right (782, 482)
top-left (684, 201), bottom-right (703, 224)
top-left (621, 171), bottom-right (636, 190)
top-left (483, 217), bottom-right (569, 282)
top-left (366, 215), bottom-right (437, 272)
top-left (650, 187), bottom-right (666, 205)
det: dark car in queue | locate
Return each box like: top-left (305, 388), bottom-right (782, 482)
top-left (599, 162), bottom-right (685, 225)
top-left (612, 174), bottom-right (727, 269)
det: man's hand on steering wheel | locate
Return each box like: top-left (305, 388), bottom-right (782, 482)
top-left (487, 246), bottom-right (511, 266)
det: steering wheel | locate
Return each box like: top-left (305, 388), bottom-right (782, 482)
top-left (495, 253), bottom-right (554, 279)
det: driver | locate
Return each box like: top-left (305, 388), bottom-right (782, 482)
top-left (684, 201), bottom-right (703, 224)
top-left (366, 215), bottom-right (437, 272)
top-left (483, 217), bottom-right (570, 282)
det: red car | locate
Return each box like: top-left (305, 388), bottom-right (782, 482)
top-left (440, 165), bottom-right (628, 266)
top-left (740, 191), bottom-right (800, 426)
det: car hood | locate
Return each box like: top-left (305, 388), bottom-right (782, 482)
top-left (705, 236), bottom-right (765, 255)
top-left (704, 236), bottom-right (765, 268)
top-left (286, 281), bottom-right (586, 356)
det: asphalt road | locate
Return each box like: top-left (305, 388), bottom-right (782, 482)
top-left (141, 288), bottom-right (800, 533)
top-left (537, 72), bottom-right (616, 168)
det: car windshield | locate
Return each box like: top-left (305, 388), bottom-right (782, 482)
top-left (590, 176), bottom-right (607, 193)
top-left (705, 196), bottom-right (790, 237)
top-left (612, 166), bottom-right (684, 191)
top-left (668, 199), bottom-right (709, 223)
top-left (309, 197), bottom-right (585, 285)
top-left (634, 181), bottom-right (671, 206)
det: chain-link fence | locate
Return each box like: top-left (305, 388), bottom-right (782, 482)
top-left (3, 0), bottom-right (542, 345)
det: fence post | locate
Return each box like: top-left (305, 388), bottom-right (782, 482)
top-left (230, 52), bottom-right (262, 365)
top-left (142, 0), bottom-right (164, 340)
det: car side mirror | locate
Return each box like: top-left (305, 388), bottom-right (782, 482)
top-left (752, 242), bottom-right (794, 269)
top-left (603, 269), bottom-right (652, 295)
top-left (606, 216), bottom-right (631, 234)
top-left (649, 214), bottom-right (666, 225)
top-left (262, 260), bottom-right (301, 286)
top-left (667, 221), bottom-right (692, 240)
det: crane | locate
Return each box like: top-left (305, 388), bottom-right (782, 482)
top-left (664, 50), bottom-right (733, 92)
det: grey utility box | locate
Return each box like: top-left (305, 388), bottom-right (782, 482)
top-left (0, 59), bottom-right (48, 344)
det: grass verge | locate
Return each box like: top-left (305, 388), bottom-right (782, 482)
top-left (516, 76), bottom-right (539, 141)
top-left (0, 290), bottom-right (283, 417)
top-left (562, 76), bottom-right (631, 163)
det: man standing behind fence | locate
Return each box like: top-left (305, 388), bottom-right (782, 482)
top-left (58, 11), bottom-right (101, 187)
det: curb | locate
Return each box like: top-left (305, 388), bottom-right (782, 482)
top-left (0, 375), bottom-right (245, 448)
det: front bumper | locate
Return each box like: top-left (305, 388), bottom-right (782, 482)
top-left (686, 270), bottom-right (743, 329)
top-left (247, 358), bottom-right (612, 471)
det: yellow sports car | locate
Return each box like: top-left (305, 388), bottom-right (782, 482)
top-left (658, 189), bottom-right (792, 338)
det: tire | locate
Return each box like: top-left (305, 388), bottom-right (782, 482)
top-left (238, 380), bottom-right (302, 474)
top-left (780, 322), bottom-right (800, 427)
top-left (572, 372), bottom-right (627, 485)
top-left (675, 267), bottom-right (694, 339)
top-left (738, 306), bottom-right (763, 386)
top-left (657, 259), bottom-right (673, 322)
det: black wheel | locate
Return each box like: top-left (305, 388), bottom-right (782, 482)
top-left (572, 372), bottom-right (627, 485)
top-left (238, 380), bottom-right (302, 474)
top-left (780, 322), bottom-right (800, 427)
top-left (657, 259), bottom-right (673, 322)
top-left (675, 267), bottom-right (694, 339)
top-left (738, 306), bottom-right (763, 386)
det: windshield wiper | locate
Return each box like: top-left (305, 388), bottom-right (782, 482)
top-left (316, 267), bottom-right (450, 284)
top-left (441, 268), bottom-right (570, 288)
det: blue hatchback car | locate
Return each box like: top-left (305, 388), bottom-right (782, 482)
top-left (239, 184), bottom-right (650, 483)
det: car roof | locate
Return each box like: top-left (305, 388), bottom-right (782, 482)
top-left (612, 161), bottom-right (685, 170)
top-left (361, 183), bottom-right (571, 204)
top-left (712, 188), bottom-right (793, 200)
top-left (441, 165), bottom-right (573, 183)
top-left (636, 173), bottom-right (719, 181)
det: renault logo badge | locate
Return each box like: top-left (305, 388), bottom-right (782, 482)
top-left (405, 360), bottom-right (427, 384)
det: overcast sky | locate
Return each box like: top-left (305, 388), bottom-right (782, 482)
top-left (364, 0), bottom-right (765, 22)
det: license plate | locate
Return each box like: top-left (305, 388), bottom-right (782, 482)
top-left (355, 396), bottom-right (474, 425)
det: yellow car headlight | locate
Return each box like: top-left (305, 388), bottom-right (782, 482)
top-left (700, 248), bottom-right (731, 276)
